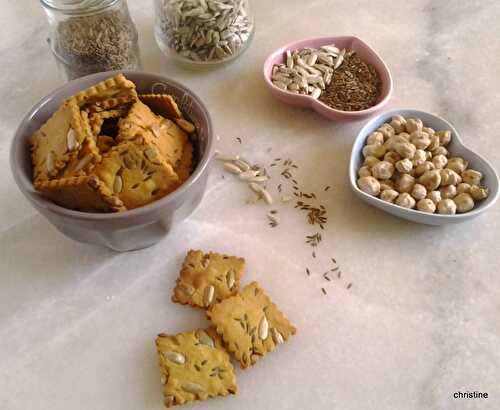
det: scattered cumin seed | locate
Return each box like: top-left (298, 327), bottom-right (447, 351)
top-left (321, 287), bottom-right (327, 295)
top-left (331, 258), bottom-right (337, 264)
top-left (324, 186), bottom-right (331, 191)
top-left (338, 271), bottom-right (342, 278)
top-left (330, 267), bottom-right (339, 272)
top-left (306, 268), bottom-right (310, 276)
top-left (347, 283), bottom-right (352, 290)
top-left (236, 137), bottom-right (242, 144)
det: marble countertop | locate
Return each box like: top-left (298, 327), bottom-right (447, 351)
top-left (1, 0), bottom-right (499, 409)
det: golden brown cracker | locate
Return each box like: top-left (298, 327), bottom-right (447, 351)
top-left (156, 328), bottom-right (238, 408)
top-left (93, 141), bottom-right (180, 210)
top-left (96, 135), bottom-right (116, 154)
top-left (59, 135), bottom-right (101, 178)
top-left (207, 282), bottom-right (297, 369)
top-left (176, 140), bottom-right (194, 184)
top-left (172, 250), bottom-right (245, 309)
top-left (30, 99), bottom-right (87, 182)
top-left (139, 94), bottom-right (183, 120)
top-left (34, 175), bottom-right (125, 213)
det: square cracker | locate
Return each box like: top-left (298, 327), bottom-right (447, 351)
top-left (93, 141), bottom-right (180, 210)
top-left (172, 250), bottom-right (245, 309)
top-left (34, 175), bottom-right (125, 213)
top-left (207, 281), bottom-right (297, 369)
top-left (156, 328), bottom-right (238, 408)
top-left (30, 99), bottom-right (87, 182)
top-left (118, 101), bottom-right (188, 168)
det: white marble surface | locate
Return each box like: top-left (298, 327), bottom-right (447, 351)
top-left (1, 1), bottom-right (500, 409)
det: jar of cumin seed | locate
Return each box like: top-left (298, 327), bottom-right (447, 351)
top-left (154, 0), bottom-right (255, 67)
top-left (40, 0), bottom-right (141, 81)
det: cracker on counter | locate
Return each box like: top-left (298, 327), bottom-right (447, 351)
top-left (118, 101), bottom-right (188, 168)
top-left (207, 281), bottom-right (297, 369)
top-left (139, 94), bottom-right (183, 120)
top-left (30, 99), bottom-right (87, 182)
top-left (172, 250), bottom-right (245, 309)
top-left (35, 175), bottom-right (125, 213)
top-left (70, 73), bottom-right (137, 109)
top-left (93, 141), bottom-right (180, 210)
top-left (156, 328), bottom-right (238, 408)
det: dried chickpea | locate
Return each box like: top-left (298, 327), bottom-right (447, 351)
top-left (364, 156), bottom-right (380, 167)
top-left (454, 193), bottom-right (474, 213)
top-left (437, 198), bottom-right (457, 215)
top-left (427, 190), bottom-right (442, 205)
top-left (358, 176), bottom-right (380, 196)
top-left (363, 144), bottom-right (386, 159)
top-left (432, 146), bottom-right (448, 157)
top-left (415, 161), bottom-right (435, 177)
top-left (377, 123), bottom-right (395, 139)
top-left (456, 183), bottom-right (471, 195)
top-left (385, 134), bottom-right (410, 150)
top-left (419, 170), bottom-right (441, 191)
top-left (440, 184), bottom-right (457, 199)
top-left (412, 149), bottom-right (427, 166)
top-left (428, 134), bottom-right (440, 151)
top-left (440, 169), bottom-right (462, 186)
top-left (395, 174), bottom-right (416, 193)
top-left (390, 116), bottom-right (407, 133)
top-left (446, 157), bottom-right (468, 174)
top-left (411, 184), bottom-right (427, 200)
top-left (462, 169), bottom-right (483, 186)
top-left (422, 127), bottom-right (435, 136)
top-left (394, 142), bottom-right (416, 159)
top-left (395, 193), bottom-right (416, 209)
top-left (379, 179), bottom-right (395, 191)
top-left (410, 131), bottom-right (431, 150)
top-left (432, 154), bottom-right (448, 169)
top-left (372, 161), bottom-right (395, 180)
top-left (469, 185), bottom-right (489, 201)
top-left (395, 158), bottom-right (413, 174)
top-left (398, 132), bottom-right (411, 141)
top-left (436, 130), bottom-right (452, 146)
top-left (380, 189), bottom-right (399, 203)
top-left (406, 118), bottom-right (423, 133)
top-left (367, 131), bottom-right (385, 145)
top-left (417, 198), bottom-right (436, 213)
top-left (358, 166), bottom-right (372, 178)
top-left (384, 151), bottom-right (402, 165)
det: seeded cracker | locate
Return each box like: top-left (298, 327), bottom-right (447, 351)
top-left (30, 99), bottom-right (87, 182)
top-left (173, 250), bottom-right (245, 309)
top-left (207, 282), bottom-right (296, 368)
top-left (118, 100), bottom-right (189, 168)
top-left (175, 140), bottom-right (194, 185)
top-left (96, 136), bottom-right (116, 154)
top-left (156, 328), bottom-right (238, 408)
top-left (35, 175), bottom-right (125, 212)
top-left (93, 141), bottom-right (179, 210)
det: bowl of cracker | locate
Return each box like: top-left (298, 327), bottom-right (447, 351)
top-left (10, 72), bottom-right (214, 251)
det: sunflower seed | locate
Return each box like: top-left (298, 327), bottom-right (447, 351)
top-left (46, 152), bottom-right (55, 174)
top-left (261, 188), bottom-right (273, 205)
top-left (67, 128), bottom-right (77, 151)
top-left (226, 269), bottom-right (236, 290)
top-left (203, 285), bottom-right (215, 306)
top-left (164, 395), bottom-right (175, 407)
top-left (271, 328), bottom-right (284, 344)
top-left (248, 175), bottom-right (269, 183)
top-left (215, 151), bottom-right (239, 161)
top-left (180, 283), bottom-right (195, 296)
top-left (181, 382), bottom-right (204, 394)
top-left (144, 148), bottom-right (157, 161)
top-left (74, 153), bottom-right (93, 172)
top-left (258, 315), bottom-right (269, 340)
top-left (249, 182), bottom-right (262, 193)
top-left (164, 351), bottom-right (186, 365)
top-left (234, 158), bottom-right (251, 172)
top-left (224, 162), bottom-right (242, 174)
top-left (239, 170), bottom-right (259, 180)
top-left (310, 88), bottom-right (322, 99)
top-left (196, 330), bottom-right (215, 348)
top-left (113, 175), bottom-right (123, 193)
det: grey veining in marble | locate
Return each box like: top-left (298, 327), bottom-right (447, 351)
top-left (1, 1), bottom-right (499, 409)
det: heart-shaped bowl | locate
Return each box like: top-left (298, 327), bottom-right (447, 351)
top-left (349, 109), bottom-right (499, 225)
top-left (263, 36), bottom-right (393, 121)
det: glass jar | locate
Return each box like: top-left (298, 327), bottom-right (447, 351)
top-left (40, 0), bottom-right (141, 81)
top-left (154, 0), bottom-right (254, 67)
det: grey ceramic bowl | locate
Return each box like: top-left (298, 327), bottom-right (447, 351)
top-left (10, 71), bottom-right (214, 251)
top-left (350, 109), bottom-right (499, 225)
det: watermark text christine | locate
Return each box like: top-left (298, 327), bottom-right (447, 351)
top-left (453, 391), bottom-right (488, 399)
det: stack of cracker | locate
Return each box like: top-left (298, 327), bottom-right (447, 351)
top-left (156, 250), bottom-right (297, 407)
top-left (30, 74), bottom-right (195, 212)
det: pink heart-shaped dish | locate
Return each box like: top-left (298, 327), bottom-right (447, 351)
top-left (263, 36), bottom-right (393, 121)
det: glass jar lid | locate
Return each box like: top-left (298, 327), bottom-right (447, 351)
top-left (40, 0), bottom-right (119, 14)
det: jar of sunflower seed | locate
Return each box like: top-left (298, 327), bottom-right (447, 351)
top-left (154, 0), bottom-right (255, 67)
top-left (41, 0), bottom-right (141, 81)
